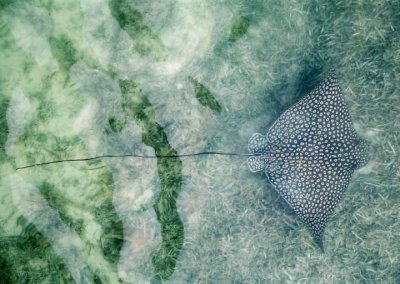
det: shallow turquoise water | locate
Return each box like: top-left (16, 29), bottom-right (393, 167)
top-left (1, 0), bottom-right (399, 283)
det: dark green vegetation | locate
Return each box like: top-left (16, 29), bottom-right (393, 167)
top-left (49, 34), bottom-right (117, 80)
top-left (228, 16), bottom-right (250, 42)
top-left (108, 0), bottom-right (165, 60)
top-left (49, 35), bottom-right (80, 72)
top-left (0, 0), bottom-right (16, 9)
top-left (107, 116), bottom-right (126, 133)
top-left (0, 96), bottom-right (9, 160)
top-left (118, 79), bottom-right (184, 281)
top-left (19, 133), bottom-right (81, 167)
top-left (38, 182), bottom-right (85, 235)
top-left (7, 115), bottom-right (124, 278)
top-left (0, 219), bottom-right (74, 283)
top-left (3, 148), bottom-right (123, 281)
top-left (94, 197), bottom-right (124, 264)
top-left (37, 177), bottom-right (124, 264)
top-left (36, 165), bottom-right (123, 266)
top-left (188, 76), bottom-right (222, 113)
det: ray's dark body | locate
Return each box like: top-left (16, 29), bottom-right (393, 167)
top-left (248, 70), bottom-right (369, 250)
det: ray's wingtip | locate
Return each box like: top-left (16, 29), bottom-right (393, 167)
top-left (326, 66), bottom-right (338, 80)
top-left (329, 60), bottom-right (339, 71)
top-left (314, 237), bottom-right (325, 253)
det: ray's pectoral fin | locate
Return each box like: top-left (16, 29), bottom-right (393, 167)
top-left (266, 160), bottom-right (353, 251)
top-left (353, 138), bottom-right (370, 170)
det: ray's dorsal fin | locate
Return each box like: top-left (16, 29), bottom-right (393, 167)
top-left (267, 69), bottom-right (357, 146)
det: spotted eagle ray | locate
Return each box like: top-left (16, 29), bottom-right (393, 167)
top-left (248, 69), bottom-right (369, 249)
top-left (16, 69), bottom-right (369, 250)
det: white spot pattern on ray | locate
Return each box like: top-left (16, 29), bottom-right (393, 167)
top-left (248, 70), bottom-right (369, 249)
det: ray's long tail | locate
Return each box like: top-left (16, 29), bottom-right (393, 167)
top-left (16, 152), bottom-right (262, 170)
